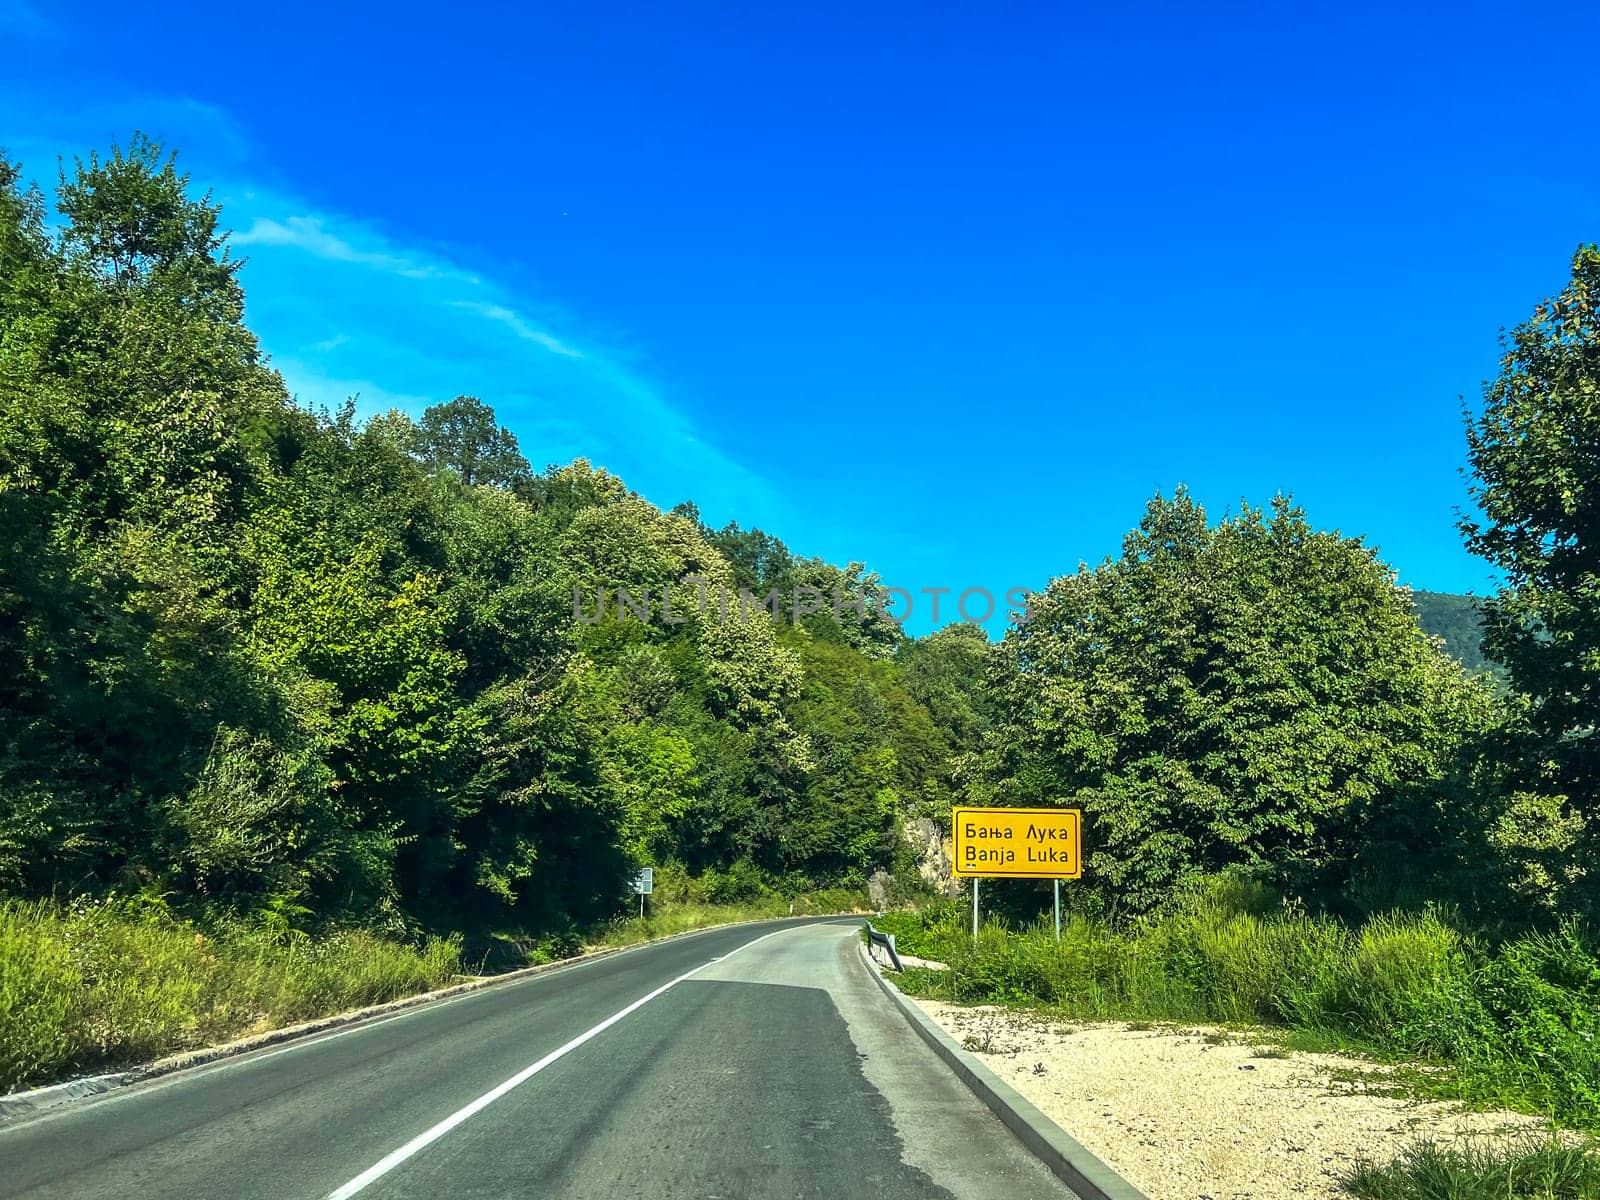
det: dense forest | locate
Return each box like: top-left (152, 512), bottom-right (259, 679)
top-left (1411, 589), bottom-right (1491, 673)
top-left (2, 138), bottom-right (1596, 962)
top-left (0, 141), bottom-right (977, 945)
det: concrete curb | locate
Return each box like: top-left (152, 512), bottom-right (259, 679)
top-left (0, 912), bottom-right (858, 1126)
top-left (0, 1073), bottom-right (132, 1123)
top-left (855, 940), bottom-right (1150, 1200)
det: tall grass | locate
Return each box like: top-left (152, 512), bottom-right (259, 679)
top-left (0, 899), bottom-right (462, 1092)
top-left (1344, 1136), bottom-right (1600, 1200)
top-left (876, 881), bottom-right (1600, 1128)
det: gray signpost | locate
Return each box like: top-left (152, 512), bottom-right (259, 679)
top-left (632, 867), bottom-right (653, 917)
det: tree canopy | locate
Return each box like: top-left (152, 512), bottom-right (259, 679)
top-left (979, 491), bottom-right (1494, 914)
top-left (1460, 245), bottom-right (1600, 919)
top-left (1464, 246), bottom-right (1600, 809)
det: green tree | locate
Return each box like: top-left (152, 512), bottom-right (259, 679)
top-left (454, 669), bottom-right (629, 931)
top-left (1463, 245), bottom-right (1600, 827)
top-left (897, 622), bottom-right (1000, 756)
top-left (414, 395), bottom-right (531, 489)
top-left (985, 490), bottom-right (1494, 914)
top-left (0, 138), bottom-right (299, 900)
top-left (0, 154), bottom-right (46, 283)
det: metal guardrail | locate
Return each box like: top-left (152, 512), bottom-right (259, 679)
top-left (864, 921), bottom-right (903, 972)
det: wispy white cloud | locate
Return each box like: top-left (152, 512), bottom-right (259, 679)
top-left (232, 215), bottom-right (468, 282)
top-left (216, 195), bottom-right (777, 522)
top-left (230, 217), bottom-right (581, 360)
top-left (0, 89), bottom-right (785, 527)
top-left (450, 301), bottom-right (582, 358)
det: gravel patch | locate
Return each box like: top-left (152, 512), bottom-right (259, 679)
top-left (915, 1000), bottom-right (1547, 1200)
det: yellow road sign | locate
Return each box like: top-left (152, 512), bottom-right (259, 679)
top-left (952, 806), bottom-right (1082, 879)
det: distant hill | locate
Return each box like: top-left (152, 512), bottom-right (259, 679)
top-left (1410, 590), bottom-right (1493, 674)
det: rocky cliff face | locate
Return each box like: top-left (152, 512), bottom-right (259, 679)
top-left (903, 816), bottom-right (957, 897)
top-left (867, 869), bottom-right (891, 910)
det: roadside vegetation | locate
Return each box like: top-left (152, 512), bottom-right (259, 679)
top-left (587, 889), bottom-right (867, 951)
top-left (585, 861), bottom-right (870, 952)
top-left (1, 867), bottom-right (870, 1092)
top-left (0, 897), bottom-right (462, 1092)
top-left (1344, 1136), bottom-right (1600, 1200)
top-left (876, 879), bottom-right (1600, 1129)
top-left (879, 241), bottom-right (1600, 1193)
top-left (879, 885), bottom-right (1600, 1196)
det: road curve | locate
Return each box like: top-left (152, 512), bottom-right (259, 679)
top-left (0, 918), bottom-right (1073, 1199)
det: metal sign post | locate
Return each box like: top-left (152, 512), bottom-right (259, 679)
top-left (971, 878), bottom-right (979, 941)
top-left (631, 867), bottom-right (653, 918)
top-left (1054, 879), bottom-right (1061, 942)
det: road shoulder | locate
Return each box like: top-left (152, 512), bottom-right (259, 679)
top-left (858, 944), bottom-right (1149, 1200)
top-left (911, 999), bottom-right (1551, 1200)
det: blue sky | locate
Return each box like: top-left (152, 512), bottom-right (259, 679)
top-left (4, 0), bottom-right (1598, 633)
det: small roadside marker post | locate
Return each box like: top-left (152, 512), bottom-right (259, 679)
top-left (632, 867), bottom-right (653, 919)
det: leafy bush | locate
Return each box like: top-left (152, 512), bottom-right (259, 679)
top-left (701, 859), bottom-right (774, 905)
top-left (1457, 927), bottom-right (1600, 1126)
top-left (870, 897), bottom-right (967, 961)
top-left (1275, 909), bottom-right (1475, 1052)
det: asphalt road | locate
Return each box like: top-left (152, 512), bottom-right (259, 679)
top-left (0, 918), bottom-right (1074, 1199)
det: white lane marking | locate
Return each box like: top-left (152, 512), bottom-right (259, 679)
top-left (322, 924), bottom-right (794, 1200)
top-left (0, 919), bottom-right (822, 1138)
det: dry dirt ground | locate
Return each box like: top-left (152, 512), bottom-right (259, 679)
top-left (916, 1000), bottom-right (1548, 1200)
